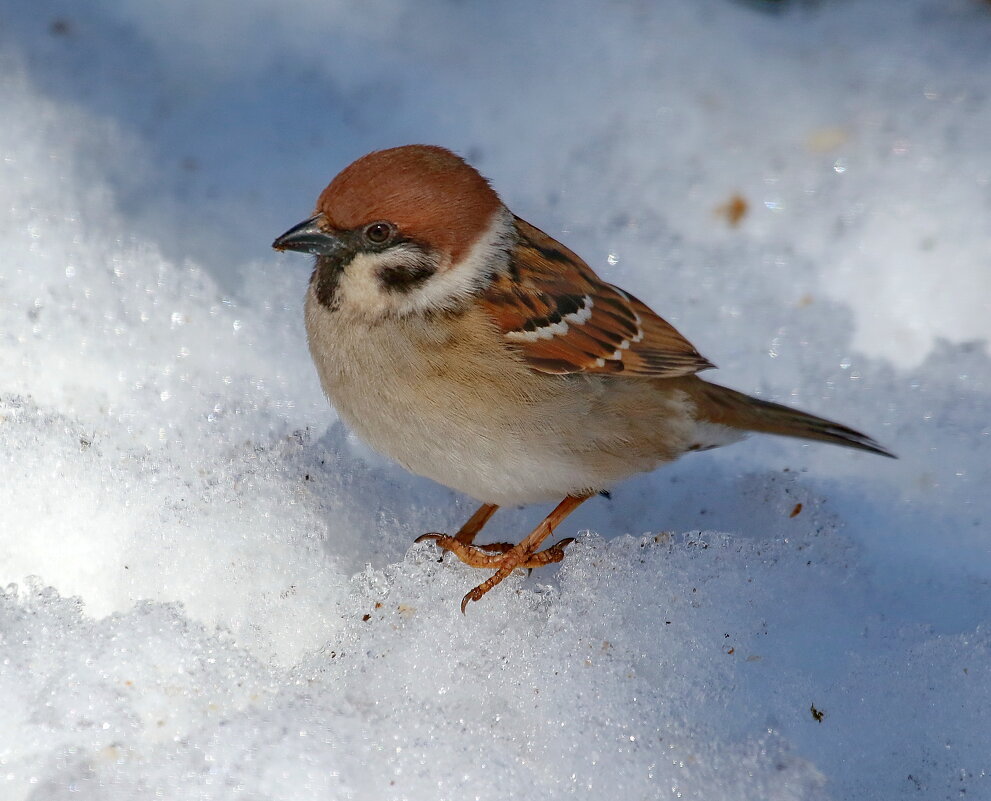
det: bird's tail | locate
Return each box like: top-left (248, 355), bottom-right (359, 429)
top-left (684, 379), bottom-right (895, 458)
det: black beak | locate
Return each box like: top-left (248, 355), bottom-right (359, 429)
top-left (272, 214), bottom-right (344, 255)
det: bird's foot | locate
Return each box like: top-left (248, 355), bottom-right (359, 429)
top-left (415, 533), bottom-right (573, 567)
top-left (414, 533), bottom-right (512, 567)
top-left (416, 494), bottom-right (591, 613)
top-left (414, 533), bottom-right (575, 611)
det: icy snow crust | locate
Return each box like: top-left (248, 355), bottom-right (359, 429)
top-left (1, 1), bottom-right (990, 798)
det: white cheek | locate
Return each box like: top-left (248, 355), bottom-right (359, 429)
top-left (397, 207), bottom-right (514, 316)
top-left (336, 252), bottom-right (391, 316)
top-left (334, 207), bottom-right (514, 318)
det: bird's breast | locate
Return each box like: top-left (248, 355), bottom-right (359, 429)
top-left (303, 287), bottom-right (699, 504)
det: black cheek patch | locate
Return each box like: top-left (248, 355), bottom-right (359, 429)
top-left (378, 258), bottom-right (437, 293)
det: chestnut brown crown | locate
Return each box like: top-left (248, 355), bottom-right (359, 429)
top-left (316, 145), bottom-right (502, 264)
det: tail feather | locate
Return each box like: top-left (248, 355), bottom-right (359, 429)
top-left (687, 379), bottom-right (896, 458)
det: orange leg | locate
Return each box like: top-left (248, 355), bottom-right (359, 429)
top-left (458, 494), bottom-right (589, 612)
top-left (416, 502), bottom-right (518, 568)
top-left (415, 500), bottom-right (568, 564)
top-left (453, 503), bottom-right (498, 546)
top-left (415, 502), bottom-right (500, 560)
top-left (416, 495), bottom-right (591, 612)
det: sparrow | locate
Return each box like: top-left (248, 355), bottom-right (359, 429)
top-left (273, 145), bottom-right (893, 613)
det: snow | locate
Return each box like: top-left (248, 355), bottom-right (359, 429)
top-left (1, 0), bottom-right (989, 798)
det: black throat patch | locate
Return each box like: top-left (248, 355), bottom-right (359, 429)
top-left (311, 254), bottom-right (344, 311)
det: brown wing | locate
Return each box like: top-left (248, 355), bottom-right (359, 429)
top-left (480, 216), bottom-right (714, 377)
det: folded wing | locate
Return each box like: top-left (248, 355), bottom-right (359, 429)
top-left (481, 217), bottom-right (714, 377)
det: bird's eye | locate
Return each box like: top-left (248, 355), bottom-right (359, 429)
top-left (363, 222), bottom-right (394, 245)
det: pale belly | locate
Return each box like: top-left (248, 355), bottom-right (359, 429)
top-left (304, 293), bottom-right (707, 505)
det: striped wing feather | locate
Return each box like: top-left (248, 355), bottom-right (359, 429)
top-left (481, 217), bottom-right (714, 377)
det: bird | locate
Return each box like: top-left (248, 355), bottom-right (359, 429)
top-left (272, 144), bottom-right (893, 613)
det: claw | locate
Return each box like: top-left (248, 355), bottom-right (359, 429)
top-left (414, 533), bottom-right (447, 563)
top-left (419, 495), bottom-right (591, 610)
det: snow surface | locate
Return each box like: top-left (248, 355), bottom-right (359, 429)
top-left (1, 0), bottom-right (990, 798)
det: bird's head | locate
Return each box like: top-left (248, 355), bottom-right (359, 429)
top-left (273, 145), bottom-right (513, 319)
